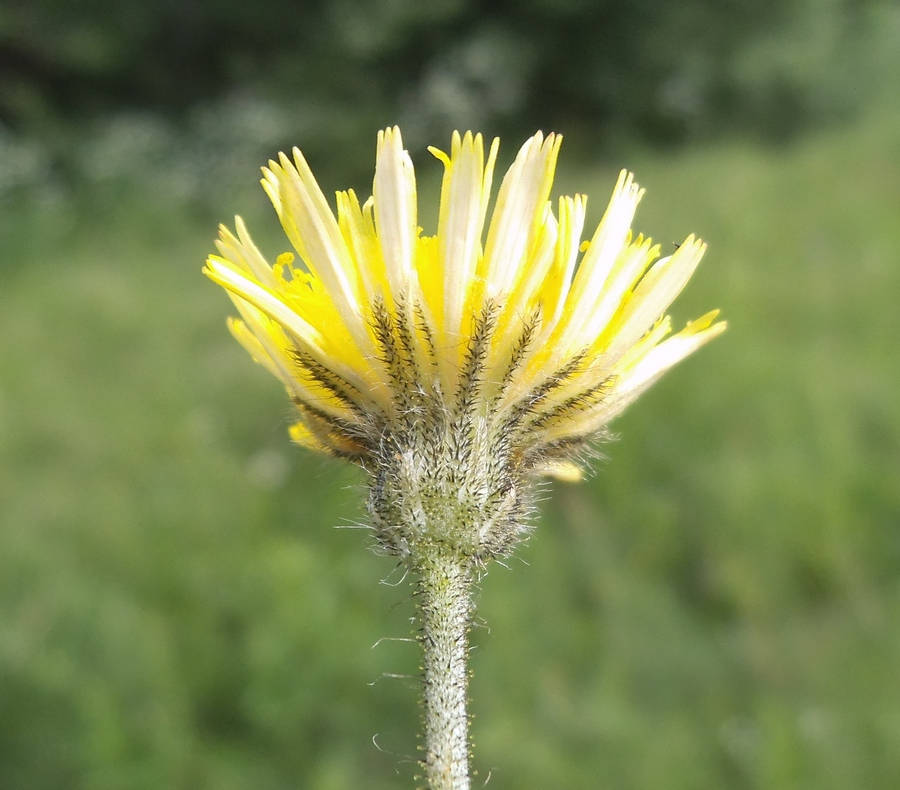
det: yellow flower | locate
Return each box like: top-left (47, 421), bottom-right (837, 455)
top-left (205, 127), bottom-right (725, 559)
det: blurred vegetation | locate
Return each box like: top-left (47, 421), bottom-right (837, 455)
top-left (1, 1), bottom-right (900, 788)
top-left (0, 0), bottom-right (898, 178)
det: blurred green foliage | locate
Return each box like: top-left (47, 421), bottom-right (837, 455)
top-left (1, 93), bottom-right (899, 787)
top-left (1, 1), bottom-right (900, 787)
top-left (0, 0), bottom-right (895, 153)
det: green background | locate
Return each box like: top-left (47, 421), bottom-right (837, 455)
top-left (1, 1), bottom-right (899, 788)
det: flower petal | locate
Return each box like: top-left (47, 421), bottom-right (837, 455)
top-left (374, 127), bottom-right (419, 297)
top-left (481, 132), bottom-right (562, 299)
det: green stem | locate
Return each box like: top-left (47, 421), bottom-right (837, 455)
top-left (416, 553), bottom-right (473, 790)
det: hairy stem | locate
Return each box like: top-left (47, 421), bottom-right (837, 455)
top-left (416, 553), bottom-right (473, 790)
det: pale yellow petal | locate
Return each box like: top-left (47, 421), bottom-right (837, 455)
top-left (431, 131), bottom-right (498, 344)
top-left (481, 132), bottom-right (562, 298)
top-left (601, 236), bottom-right (707, 363)
top-left (262, 150), bottom-right (371, 354)
top-left (374, 126), bottom-right (418, 297)
top-left (535, 460), bottom-right (583, 482)
top-left (205, 257), bottom-right (322, 349)
top-left (213, 219), bottom-right (278, 289)
top-left (544, 317), bottom-right (726, 441)
top-left (539, 194), bottom-right (587, 330)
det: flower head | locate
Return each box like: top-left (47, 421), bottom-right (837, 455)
top-left (205, 127), bottom-right (725, 561)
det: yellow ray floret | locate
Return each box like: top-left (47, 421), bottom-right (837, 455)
top-left (204, 126), bottom-right (725, 477)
